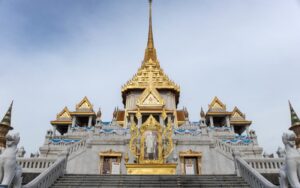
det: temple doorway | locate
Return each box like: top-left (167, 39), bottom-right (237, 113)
top-left (179, 150), bottom-right (202, 175)
top-left (99, 150), bottom-right (122, 175)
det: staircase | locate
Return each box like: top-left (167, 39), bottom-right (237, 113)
top-left (50, 174), bottom-right (250, 188)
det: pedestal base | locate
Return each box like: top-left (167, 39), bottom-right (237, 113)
top-left (126, 163), bottom-right (177, 175)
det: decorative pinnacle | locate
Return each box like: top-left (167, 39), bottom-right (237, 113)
top-left (289, 101), bottom-right (300, 126)
top-left (0, 101), bottom-right (14, 129)
top-left (200, 107), bottom-right (205, 118)
top-left (143, 0), bottom-right (157, 62)
top-left (97, 108), bottom-right (102, 118)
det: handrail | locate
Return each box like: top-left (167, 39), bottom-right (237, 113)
top-left (22, 138), bottom-right (87, 188)
top-left (244, 158), bottom-right (283, 173)
top-left (235, 156), bottom-right (278, 188)
top-left (22, 153), bottom-right (67, 188)
top-left (215, 139), bottom-right (235, 160)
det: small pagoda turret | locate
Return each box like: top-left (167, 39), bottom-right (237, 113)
top-left (206, 97), bottom-right (232, 128)
top-left (230, 107), bottom-right (252, 135)
top-left (288, 101), bottom-right (300, 148)
top-left (50, 107), bottom-right (72, 135)
top-left (0, 102), bottom-right (14, 148)
top-left (70, 96), bottom-right (96, 128)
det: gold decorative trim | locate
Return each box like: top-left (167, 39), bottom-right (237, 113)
top-left (99, 149), bottom-right (122, 157)
top-left (129, 120), bottom-right (139, 158)
top-left (126, 163), bottom-right (177, 175)
top-left (179, 149), bottom-right (202, 157)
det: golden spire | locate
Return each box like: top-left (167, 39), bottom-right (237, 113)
top-left (143, 0), bottom-right (157, 62)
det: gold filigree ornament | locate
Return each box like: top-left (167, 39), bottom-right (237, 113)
top-left (163, 121), bottom-right (174, 158)
top-left (129, 120), bottom-right (139, 158)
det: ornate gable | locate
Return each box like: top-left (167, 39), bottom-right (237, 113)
top-left (136, 84), bottom-right (165, 109)
top-left (230, 107), bottom-right (245, 121)
top-left (76, 96), bottom-right (93, 111)
top-left (57, 107), bottom-right (71, 120)
top-left (51, 106), bottom-right (72, 125)
top-left (208, 97), bottom-right (226, 112)
top-left (136, 71), bottom-right (165, 109)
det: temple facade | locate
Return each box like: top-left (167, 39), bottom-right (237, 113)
top-left (31, 0), bottom-right (265, 176)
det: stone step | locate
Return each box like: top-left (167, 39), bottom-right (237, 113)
top-left (51, 186), bottom-right (250, 188)
top-left (50, 174), bottom-right (250, 188)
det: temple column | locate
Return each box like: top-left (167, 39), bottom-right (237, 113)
top-left (167, 114), bottom-right (172, 125)
top-left (53, 125), bottom-right (57, 136)
top-left (159, 115), bottom-right (165, 127)
top-left (88, 116), bottom-right (92, 127)
top-left (72, 116), bottom-right (76, 128)
top-left (138, 115), bottom-right (142, 128)
top-left (209, 116), bottom-right (214, 127)
top-left (246, 126), bottom-right (250, 136)
top-left (130, 114), bottom-right (134, 126)
top-left (67, 124), bottom-right (71, 133)
top-left (226, 116), bottom-right (230, 127)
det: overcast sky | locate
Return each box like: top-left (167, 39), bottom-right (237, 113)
top-left (0, 0), bottom-right (300, 155)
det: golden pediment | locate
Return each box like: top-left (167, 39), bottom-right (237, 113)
top-left (56, 107), bottom-right (71, 120)
top-left (76, 96), bottom-right (93, 111)
top-left (230, 107), bottom-right (250, 123)
top-left (231, 108), bottom-right (245, 119)
top-left (137, 89), bottom-right (164, 108)
top-left (208, 96), bottom-right (226, 111)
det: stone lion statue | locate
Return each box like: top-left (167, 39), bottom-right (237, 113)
top-left (0, 133), bottom-right (22, 188)
top-left (279, 133), bottom-right (300, 188)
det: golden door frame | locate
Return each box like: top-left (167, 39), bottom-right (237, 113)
top-left (99, 149), bottom-right (122, 174)
top-left (179, 149), bottom-right (202, 175)
top-left (139, 115), bottom-right (163, 164)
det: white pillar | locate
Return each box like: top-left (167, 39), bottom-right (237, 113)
top-left (167, 114), bottom-right (172, 125)
top-left (53, 125), bottom-right (57, 136)
top-left (159, 115), bottom-right (165, 127)
top-left (88, 116), bottom-right (92, 127)
top-left (72, 116), bottom-right (76, 128)
top-left (246, 126), bottom-right (250, 136)
top-left (138, 116), bottom-right (142, 128)
top-left (226, 116), bottom-right (230, 127)
top-left (209, 116), bottom-right (214, 127)
top-left (130, 114), bottom-right (134, 126)
top-left (67, 124), bottom-right (71, 133)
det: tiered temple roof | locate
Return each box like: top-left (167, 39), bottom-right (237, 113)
top-left (121, 0), bottom-right (180, 105)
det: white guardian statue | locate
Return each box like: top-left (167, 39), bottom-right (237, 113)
top-left (0, 133), bottom-right (22, 188)
top-left (279, 132), bottom-right (300, 188)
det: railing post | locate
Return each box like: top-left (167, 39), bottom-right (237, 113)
top-left (232, 150), bottom-right (242, 176)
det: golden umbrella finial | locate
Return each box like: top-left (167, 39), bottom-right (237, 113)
top-left (144, 0), bottom-right (157, 62)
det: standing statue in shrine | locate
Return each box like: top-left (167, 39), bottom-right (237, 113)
top-left (145, 132), bottom-right (156, 159)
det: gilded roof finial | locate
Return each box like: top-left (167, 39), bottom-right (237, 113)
top-left (289, 101), bottom-right (300, 127)
top-left (0, 101), bottom-right (14, 129)
top-left (144, 0), bottom-right (157, 62)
